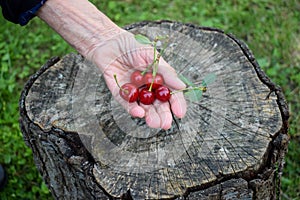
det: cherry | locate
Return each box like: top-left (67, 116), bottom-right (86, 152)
top-left (143, 72), bottom-right (164, 90)
top-left (130, 70), bottom-right (144, 87)
top-left (119, 83), bottom-right (139, 102)
top-left (155, 85), bottom-right (171, 102)
top-left (139, 88), bottom-right (155, 105)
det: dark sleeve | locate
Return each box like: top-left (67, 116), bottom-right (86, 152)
top-left (0, 0), bottom-right (47, 26)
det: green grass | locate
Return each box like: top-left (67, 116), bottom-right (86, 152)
top-left (0, 0), bottom-right (299, 199)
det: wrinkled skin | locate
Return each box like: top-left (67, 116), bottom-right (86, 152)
top-left (90, 31), bottom-right (187, 130)
top-left (37, 0), bottom-right (187, 130)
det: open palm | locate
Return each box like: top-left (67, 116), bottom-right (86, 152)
top-left (90, 31), bottom-right (187, 130)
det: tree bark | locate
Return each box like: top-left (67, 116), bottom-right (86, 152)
top-left (19, 21), bottom-right (289, 200)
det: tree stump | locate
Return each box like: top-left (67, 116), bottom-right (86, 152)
top-left (19, 21), bottom-right (289, 199)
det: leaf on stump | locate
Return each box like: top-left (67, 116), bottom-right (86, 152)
top-left (202, 73), bottom-right (216, 87)
top-left (179, 74), bottom-right (195, 87)
top-left (185, 89), bottom-right (203, 102)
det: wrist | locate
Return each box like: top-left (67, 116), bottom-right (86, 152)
top-left (37, 0), bottom-right (123, 58)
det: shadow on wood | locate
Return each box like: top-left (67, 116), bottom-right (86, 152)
top-left (19, 21), bottom-right (289, 199)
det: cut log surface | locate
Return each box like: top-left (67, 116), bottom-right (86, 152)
top-left (20, 21), bottom-right (289, 199)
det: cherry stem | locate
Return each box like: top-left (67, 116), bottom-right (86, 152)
top-left (113, 74), bottom-right (128, 94)
top-left (171, 86), bottom-right (207, 94)
top-left (159, 36), bottom-right (169, 56)
top-left (141, 62), bottom-right (153, 75)
top-left (148, 83), bottom-right (153, 91)
top-left (139, 35), bottom-right (165, 91)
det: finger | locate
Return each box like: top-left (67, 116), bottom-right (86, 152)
top-left (140, 104), bottom-right (161, 129)
top-left (122, 100), bottom-right (146, 118)
top-left (116, 94), bottom-right (145, 118)
top-left (169, 92), bottom-right (187, 118)
top-left (157, 58), bottom-right (186, 90)
top-left (153, 100), bottom-right (172, 130)
top-left (129, 105), bottom-right (145, 118)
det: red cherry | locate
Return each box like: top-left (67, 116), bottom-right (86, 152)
top-left (155, 85), bottom-right (171, 102)
top-left (119, 83), bottom-right (139, 102)
top-left (139, 88), bottom-right (155, 105)
top-left (130, 70), bottom-right (144, 87)
top-left (143, 72), bottom-right (164, 90)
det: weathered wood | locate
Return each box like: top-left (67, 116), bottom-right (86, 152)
top-left (19, 21), bottom-right (289, 199)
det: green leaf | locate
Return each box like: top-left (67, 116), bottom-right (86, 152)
top-left (134, 34), bottom-right (152, 45)
top-left (179, 74), bottom-right (195, 87)
top-left (202, 73), bottom-right (216, 87)
top-left (185, 89), bottom-right (203, 102)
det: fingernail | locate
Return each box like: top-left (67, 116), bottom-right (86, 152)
top-left (130, 107), bottom-right (145, 118)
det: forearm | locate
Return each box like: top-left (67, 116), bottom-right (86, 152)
top-left (36, 0), bottom-right (123, 58)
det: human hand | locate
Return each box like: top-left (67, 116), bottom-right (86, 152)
top-left (87, 30), bottom-right (187, 130)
